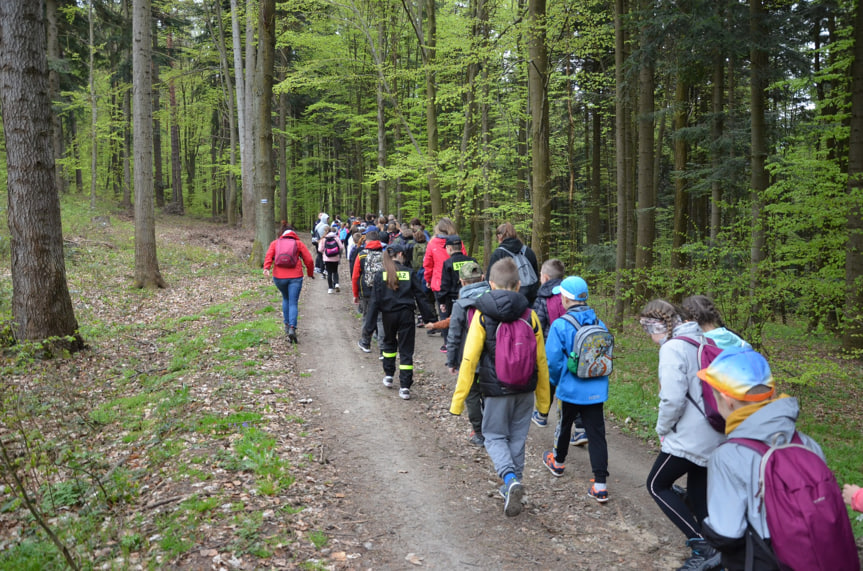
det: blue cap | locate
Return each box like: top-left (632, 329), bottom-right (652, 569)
top-left (364, 226), bottom-right (378, 235)
top-left (553, 276), bottom-right (589, 301)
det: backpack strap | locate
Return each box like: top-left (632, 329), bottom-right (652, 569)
top-left (727, 432), bottom-right (806, 510)
top-left (673, 335), bottom-right (715, 419)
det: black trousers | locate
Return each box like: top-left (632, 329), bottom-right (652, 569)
top-left (552, 401), bottom-right (608, 483)
top-left (325, 261), bottom-right (339, 288)
top-left (465, 380), bottom-right (484, 435)
top-left (646, 452), bottom-right (708, 541)
top-left (381, 307), bottom-right (416, 388)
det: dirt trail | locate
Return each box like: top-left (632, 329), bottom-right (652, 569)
top-left (290, 251), bottom-right (688, 570)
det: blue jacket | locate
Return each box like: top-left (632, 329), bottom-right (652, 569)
top-left (545, 306), bottom-right (609, 405)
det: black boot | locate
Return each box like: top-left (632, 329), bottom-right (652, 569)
top-left (677, 539), bottom-right (721, 571)
top-left (288, 326), bottom-right (297, 344)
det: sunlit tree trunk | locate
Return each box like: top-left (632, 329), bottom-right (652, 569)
top-left (0, 0), bottom-right (84, 352)
top-left (243, 1), bottom-right (257, 230)
top-left (528, 0), bottom-right (551, 262)
top-left (46, 0), bottom-right (66, 195)
top-left (636, 4), bottom-right (655, 278)
top-left (613, 0), bottom-right (630, 325)
top-left (167, 31), bottom-right (184, 214)
top-left (152, 20), bottom-right (164, 208)
top-left (89, 0), bottom-right (98, 210)
top-left (213, 0), bottom-right (238, 225)
top-left (671, 77), bottom-right (689, 270)
top-left (122, 87), bottom-right (132, 210)
top-left (749, 0), bottom-right (768, 324)
top-left (132, 0), bottom-right (166, 289)
top-left (425, 0), bottom-right (441, 218)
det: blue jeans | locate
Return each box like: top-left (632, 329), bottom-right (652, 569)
top-left (273, 277), bottom-right (303, 327)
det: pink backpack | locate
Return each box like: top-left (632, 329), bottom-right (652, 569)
top-left (676, 336), bottom-right (726, 433)
top-left (486, 309), bottom-right (537, 389)
top-left (274, 237), bottom-right (299, 268)
top-left (546, 294), bottom-right (565, 327)
top-left (728, 433), bottom-right (859, 570)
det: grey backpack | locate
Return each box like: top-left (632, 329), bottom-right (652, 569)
top-left (560, 312), bottom-right (613, 378)
top-left (362, 250), bottom-right (384, 289)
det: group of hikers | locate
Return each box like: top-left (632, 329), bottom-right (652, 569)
top-left (263, 213), bottom-right (862, 571)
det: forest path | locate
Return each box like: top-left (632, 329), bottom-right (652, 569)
top-left (289, 245), bottom-right (687, 570)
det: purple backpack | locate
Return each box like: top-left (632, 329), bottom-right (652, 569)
top-left (274, 236), bottom-right (299, 268)
top-left (676, 336), bottom-right (726, 433)
top-left (728, 433), bottom-right (859, 571)
top-left (546, 294), bottom-right (565, 327)
top-left (487, 308), bottom-right (537, 389)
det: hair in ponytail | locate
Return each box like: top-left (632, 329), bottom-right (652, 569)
top-left (383, 249), bottom-right (400, 291)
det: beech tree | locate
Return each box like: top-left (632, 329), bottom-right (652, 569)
top-left (0, 0), bottom-right (83, 350)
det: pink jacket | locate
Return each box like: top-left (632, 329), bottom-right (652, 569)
top-left (853, 488), bottom-right (863, 513)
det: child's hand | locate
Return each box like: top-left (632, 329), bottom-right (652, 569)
top-left (353, 297), bottom-right (359, 304)
top-left (448, 367), bottom-right (458, 375)
top-left (843, 484), bottom-right (861, 506)
top-left (424, 322), bottom-right (436, 330)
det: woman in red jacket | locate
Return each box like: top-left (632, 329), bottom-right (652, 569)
top-left (422, 217), bottom-right (466, 351)
top-left (263, 222), bottom-right (315, 344)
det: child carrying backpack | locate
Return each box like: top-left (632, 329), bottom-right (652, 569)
top-left (700, 348), bottom-right (859, 571)
top-left (318, 228), bottom-right (345, 293)
top-left (449, 258), bottom-right (551, 517)
top-left (541, 277), bottom-right (612, 503)
top-left (639, 299), bottom-right (726, 571)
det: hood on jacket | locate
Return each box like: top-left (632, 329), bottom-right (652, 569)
top-left (320, 213), bottom-right (329, 224)
top-left (672, 320), bottom-right (703, 339)
top-left (325, 231), bottom-right (338, 239)
top-left (475, 289), bottom-right (529, 323)
top-left (536, 277), bottom-right (562, 298)
top-left (705, 327), bottom-right (750, 349)
top-left (499, 236), bottom-right (525, 253)
top-left (729, 396), bottom-right (799, 443)
top-left (364, 240), bottom-right (383, 251)
top-left (281, 230), bottom-right (300, 239)
top-left (459, 281), bottom-right (490, 301)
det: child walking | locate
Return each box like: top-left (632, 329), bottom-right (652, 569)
top-left (700, 348), bottom-right (859, 571)
top-left (450, 258), bottom-right (551, 517)
top-left (318, 226), bottom-right (345, 293)
top-left (541, 276), bottom-right (610, 502)
top-left (681, 295), bottom-right (750, 349)
top-left (639, 299), bottom-right (725, 571)
top-left (365, 242), bottom-right (436, 400)
top-left (438, 235), bottom-right (479, 353)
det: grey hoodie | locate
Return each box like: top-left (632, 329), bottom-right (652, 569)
top-left (656, 321), bottom-right (726, 466)
top-left (445, 281), bottom-right (490, 368)
top-left (703, 397), bottom-right (823, 539)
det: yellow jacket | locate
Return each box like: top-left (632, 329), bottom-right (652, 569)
top-left (449, 307), bottom-right (551, 416)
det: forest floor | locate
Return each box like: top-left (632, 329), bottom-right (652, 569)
top-left (0, 216), bottom-right (708, 570)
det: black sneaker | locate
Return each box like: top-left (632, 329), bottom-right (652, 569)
top-left (426, 328), bottom-right (438, 336)
top-left (288, 326), bottom-right (298, 344)
top-left (677, 539), bottom-right (721, 571)
top-left (357, 341), bottom-right (371, 353)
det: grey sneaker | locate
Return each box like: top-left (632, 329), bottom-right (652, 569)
top-left (382, 376), bottom-right (394, 388)
top-left (468, 432), bottom-right (484, 446)
top-left (357, 340), bottom-right (371, 353)
top-left (503, 479), bottom-right (524, 517)
top-left (570, 431), bottom-right (588, 446)
top-left (678, 539), bottom-right (721, 571)
top-left (398, 387), bottom-right (411, 400)
top-left (531, 410), bottom-right (548, 427)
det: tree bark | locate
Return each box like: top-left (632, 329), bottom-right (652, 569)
top-left (122, 86), bottom-right (133, 210)
top-left (167, 31), bottom-right (184, 214)
top-left (710, 55), bottom-right (724, 242)
top-left (636, 10), bottom-right (655, 276)
top-left (613, 0), bottom-right (630, 325)
top-left (252, 0), bottom-right (275, 266)
top-left (424, 0), bottom-right (441, 219)
top-left (749, 0), bottom-right (768, 320)
top-left (844, 0), bottom-right (863, 350)
top-left (213, 0), bottom-right (238, 225)
top-left (46, 0), bottom-right (66, 195)
top-left (89, 0), bottom-right (98, 210)
top-left (0, 0), bottom-right (84, 350)
top-left (242, 0), bottom-right (257, 230)
top-left (133, 0), bottom-right (166, 289)
top-left (528, 0), bottom-right (551, 262)
top-left (671, 77), bottom-right (689, 269)
top-left (587, 96), bottom-right (602, 246)
top-left (152, 19), bottom-right (164, 208)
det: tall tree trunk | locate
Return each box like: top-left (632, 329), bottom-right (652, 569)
top-left (425, 0), bottom-right (441, 219)
top-left (133, 0), bottom-right (166, 289)
top-left (0, 0), bottom-right (84, 352)
top-left (152, 20), bottom-right (164, 207)
top-left (278, 92), bottom-right (288, 225)
top-left (671, 77), bottom-right (689, 269)
top-left (843, 0), bottom-right (863, 350)
top-left (213, 0), bottom-right (238, 225)
top-left (230, 0), bottom-right (249, 226)
top-left (89, 0), bottom-right (98, 210)
top-left (613, 0), bottom-right (630, 325)
top-left (71, 115), bottom-right (83, 193)
top-left (252, 0), bottom-right (275, 266)
top-left (587, 97), bottom-right (602, 246)
top-left (46, 0), bottom-right (66, 195)
top-left (122, 87), bottom-right (132, 209)
top-left (167, 31), bottom-right (184, 213)
top-left (636, 12), bottom-right (655, 278)
top-left (528, 0), bottom-right (551, 261)
top-left (710, 55), bottom-right (725, 242)
top-left (749, 0), bottom-right (768, 323)
top-left (377, 74), bottom-right (388, 216)
top-left (242, 1), bottom-right (257, 230)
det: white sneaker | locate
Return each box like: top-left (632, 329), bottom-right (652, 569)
top-left (398, 388), bottom-right (410, 400)
top-left (382, 376), bottom-right (394, 388)
top-left (334, 284), bottom-right (340, 292)
top-left (327, 288), bottom-right (334, 294)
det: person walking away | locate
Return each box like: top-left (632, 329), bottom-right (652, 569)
top-left (541, 276), bottom-right (611, 502)
top-left (318, 226), bottom-right (345, 293)
top-left (313, 213), bottom-right (330, 275)
top-left (638, 299), bottom-right (725, 571)
top-left (426, 261), bottom-right (489, 446)
top-left (412, 230), bottom-right (432, 325)
top-left (365, 242), bottom-right (437, 400)
top-left (700, 348), bottom-right (858, 571)
top-left (353, 229), bottom-right (385, 351)
top-left (681, 295), bottom-right (750, 349)
top-left (485, 222), bottom-right (540, 305)
top-left (263, 223), bottom-right (315, 344)
top-left (423, 218), bottom-right (465, 340)
top-left (438, 235), bottom-right (479, 353)
top-left (449, 258), bottom-right (551, 517)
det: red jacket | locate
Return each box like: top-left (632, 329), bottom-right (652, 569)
top-left (263, 231), bottom-right (315, 278)
top-left (422, 235), bottom-right (466, 293)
